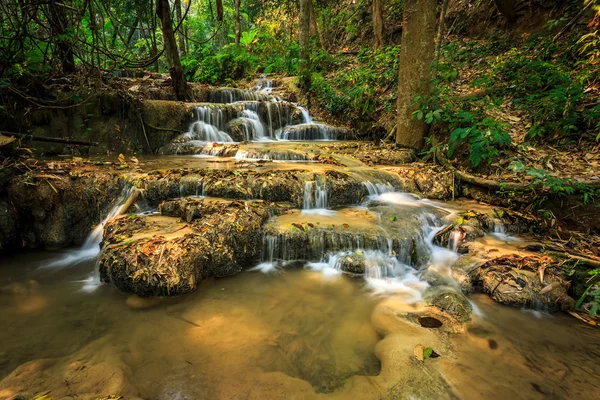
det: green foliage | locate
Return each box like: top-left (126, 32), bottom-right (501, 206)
top-left (189, 44), bottom-right (258, 84)
top-left (576, 269), bottom-right (600, 316)
top-left (310, 46), bottom-right (400, 120)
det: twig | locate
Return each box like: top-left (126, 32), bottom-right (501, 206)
top-left (553, 1), bottom-right (595, 42)
top-left (137, 113), bottom-right (153, 154)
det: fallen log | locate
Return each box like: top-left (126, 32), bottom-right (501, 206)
top-left (0, 131), bottom-right (99, 147)
top-left (435, 148), bottom-right (600, 193)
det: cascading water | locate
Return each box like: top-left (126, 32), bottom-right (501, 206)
top-left (184, 106), bottom-right (235, 143)
top-left (44, 185), bottom-right (136, 291)
top-left (490, 218), bottom-right (518, 241)
top-left (256, 79), bottom-right (273, 95)
top-left (301, 179), bottom-right (331, 215)
top-left (298, 106), bottom-right (312, 124)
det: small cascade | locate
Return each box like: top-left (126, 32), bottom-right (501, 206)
top-left (490, 219), bottom-right (518, 241)
top-left (448, 230), bottom-right (463, 252)
top-left (302, 179), bottom-right (330, 214)
top-left (207, 88), bottom-right (272, 103)
top-left (44, 185), bottom-right (136, 291)
top-left (298, 106), bottom-right (312, 123)
top-left (256, 78), bottom-right (274, 95)
top-left (184, 106), bottom-right (234, 143)
top-left (362, 182), bottom-right (395, 197)
top-left (230, 107), bottom-right (268, 141)
top-left (276, 123), bottom-right (347, 141)
top-left (234, 149), bottom-right (312, 162)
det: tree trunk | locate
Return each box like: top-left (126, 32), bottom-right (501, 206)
top-left (492, 0), bottom-right (517, 22)
top-left (308, 0), bottom-right (324, 49)
top-left (157, 0), bottom-right (191, 101)
top-left (235, 0), bottom-right (241, 45)
top-left (372, 0), bottom-right (384, 50)
top-left (299, 0), bottom-right (311, 92)
top-left (48, 0), bottom-right (76, 73)
top-left (432, 0), bottom-right (449, 77)
top-left (395, 0), bottom-right (437, 151)
top-left (175, 0), bottom-right (186, 56)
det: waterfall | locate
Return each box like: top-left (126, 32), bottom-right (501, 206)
top-left (362, 182), bottom-right (395, 196)
top-left (44, 185), bottom-right (136, 291)
top-left (256, 79), bottom-right (273, 95)
top-left (302, 179), bottom-right (331, 215)
top-left (184, 106), bottom-right (235, 143)
top-left (277, 123), bottom-right (345, 141)
top-left (297, 106), bottom-right (312, 123)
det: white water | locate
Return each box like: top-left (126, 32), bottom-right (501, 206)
top-left (43, 186), bottom-right (135, 291)
top-left (490, 218), bottom-right (519, 241)
top-left (298, 106), bottom-right (312, 124)
top-left (251, 194), bottom-right (464, 304)
top-left (256, 78), bottom-right (273, 95)
top-left (301, 180), bottom-right (335, 215)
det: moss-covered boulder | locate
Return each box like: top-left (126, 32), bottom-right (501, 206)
top-left (476, 255), bottom-right (575, 311)
top-left (98, 198), bottom-right (276, 296)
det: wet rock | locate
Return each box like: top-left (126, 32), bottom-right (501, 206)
top-left (423, 285), bottom-right (473, 323)
top-left (98, 198), bottom-right (274, 296)
top-left (335, 252), bottom-right (366, 274)
top-left (450, 254), bottom-right (486, 293)
top-left (0, 200), bottom-right (18, 252)
top-left (4, 173), bottom-right (123, 252)
top-left (475, 255), bottom-right (575, 311)
top-left (386, 165), bottom-right (454, 199)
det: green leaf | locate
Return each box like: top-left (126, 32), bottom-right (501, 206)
top-left (390, 215), bottom-right (397, 222)
top-left (423, 347), bottom-right (434, 359)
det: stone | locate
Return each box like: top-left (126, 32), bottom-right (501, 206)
top-left (476, 255), bottom-right (576, 311)
top-left (423, 285), bottom-right (473, 323)
top-left (336, 252), bottom-right (366, 274)
top-left (98, 198), bottom-right (274, 296)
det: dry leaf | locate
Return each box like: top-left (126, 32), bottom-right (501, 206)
top-left (414, 344), bottom-right (425, 361)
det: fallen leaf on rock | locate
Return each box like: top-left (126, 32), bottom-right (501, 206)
top-left (414, 344), bottom-right (426, 361)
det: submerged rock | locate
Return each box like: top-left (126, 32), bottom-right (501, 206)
top-left (335, 252), bottom-right (367, 274)
top-left (476, 255), bottom-right (575, 311)
top-left (98, 198), bottom-right (276, 296)
top-left (423, 285), bottom-right (473, 323)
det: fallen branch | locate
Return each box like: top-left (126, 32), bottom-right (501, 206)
top-left (435, 148), bottom-right (600, 193)
top-left (553, 1), bottom-right (595, 42)
top-left (1, 131), bottom-right (99, 146)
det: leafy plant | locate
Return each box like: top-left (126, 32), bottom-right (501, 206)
top-left (576, 268), bottom-right (600, 316)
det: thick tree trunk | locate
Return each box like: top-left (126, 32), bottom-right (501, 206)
top-left (493, 0), bottom-right (517, 22)
top-left (395, 0), bottom-right (437, 151)
top-left (299, 0), bottom-right (311, 92)
top-left (48, 0), bottom-right (76, 73)
top-left (372, 0), bottom-right (384, 49)
top-left (308, 0), bottom-right (324, 49)
top-left (432, 0), bottom-right (449, 77)
top-left (235, 0), bottom-right (241, 45)
top-left (157, 0), bottom-right (191, 101)
top-left (175, 0), bottom-right (186, 56)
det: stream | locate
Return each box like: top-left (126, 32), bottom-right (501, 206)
top-left (1, 81), bottom-right (599, 400)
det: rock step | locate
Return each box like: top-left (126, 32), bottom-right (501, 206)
top-left (139, 169), bottom-right (405, 209)
top-left (99, 198), bottom-right (279, 296)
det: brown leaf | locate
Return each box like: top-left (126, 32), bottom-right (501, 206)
top-left (413, 344), bottom-right (425, 361)
top-left (118, 153), bottom-right (126, 164)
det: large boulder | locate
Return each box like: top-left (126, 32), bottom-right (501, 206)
top-left (98, 198), bottom-right (275, 296)
top-left (476, 255), bottom-right (575, 311)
